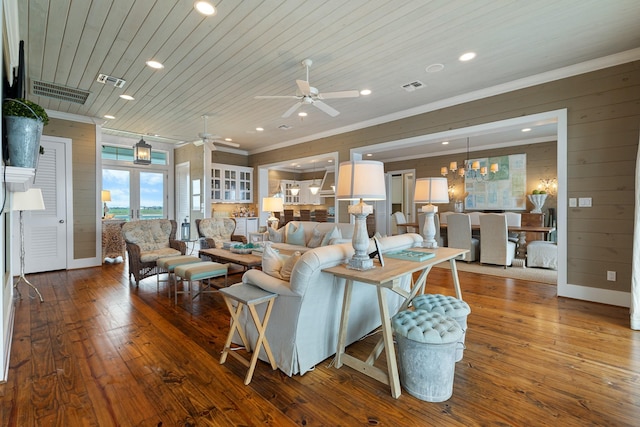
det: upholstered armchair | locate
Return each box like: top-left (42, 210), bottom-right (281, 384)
top-left (195, 218), bottom-right (247, 250)
top-left (121, 219), bottom-right (186, 286)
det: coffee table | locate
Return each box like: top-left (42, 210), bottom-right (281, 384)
top-left (199, 248), bottom-right (262, 271)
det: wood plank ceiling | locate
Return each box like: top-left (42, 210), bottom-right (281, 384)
top-left (14, 0), bottom-right (640, 157)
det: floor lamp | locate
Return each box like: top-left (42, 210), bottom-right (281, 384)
top-left (12, 188), bottom-right (46, 302)
top-left (414, 177), bottom-right (449, 248)
top-left (336, 160), bottom-right (386, 270)
top-left (262, 196), bottom-right (283, 229)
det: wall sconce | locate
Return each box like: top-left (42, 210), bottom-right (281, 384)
top-left (133, 138), bottom-right (152, 165)
top-left (538, 177), bottom-right (558, 195)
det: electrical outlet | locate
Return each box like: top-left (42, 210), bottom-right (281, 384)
top-left (607, 271), bottom-right (617, 281)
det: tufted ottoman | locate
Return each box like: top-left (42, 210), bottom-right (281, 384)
top-left (527, 240), bottom-right (558, 270)
top-left (412, 294), bottom-right (471, 362)
top-left (391, 310), bottom-right (463, 402)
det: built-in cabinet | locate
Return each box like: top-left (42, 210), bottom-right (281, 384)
top-left (281, 179), bottom-right (321, 205)
top-left (234, 217), bottom-right (259, 239)
top-left (211, 163), bottom-right (253, 203)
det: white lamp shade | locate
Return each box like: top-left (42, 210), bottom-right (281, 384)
top-left (12, 188), bottom-right (45, 211)
top-left (262, 196), bottom-right (283, 213)
top-left (414, 177), bottom-right (449, 204)
top-left (101, 190), bottom-right (111, 202)
top-left (336, 160), bottom-right (386, 200)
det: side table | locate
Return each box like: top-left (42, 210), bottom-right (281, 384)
top-left (219, 284), bottom-right (277, 384)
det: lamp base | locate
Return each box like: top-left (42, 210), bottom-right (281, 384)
top-left (420, 204), bottom-right (439, 249)
top-left (346, 201), bottom-right (375, 271)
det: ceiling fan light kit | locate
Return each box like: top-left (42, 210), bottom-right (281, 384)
top-left (255, 58), bottom-right (360, 118)
top-left (191, 115), bottom-right (239, 149)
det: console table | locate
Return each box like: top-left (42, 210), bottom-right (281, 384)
top-left (323, 246), bottom-right (468, 398)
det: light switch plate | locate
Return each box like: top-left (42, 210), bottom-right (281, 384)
top-left (578, 197), bottom-right (592, 207)
top-left (569, 198), bottom-right (577, 207)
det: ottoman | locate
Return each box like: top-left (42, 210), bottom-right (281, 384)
top-left (174, 261), bottom-right (229, 304)
top-left (156, 255), bottom-right (202, 297)
top-left (527, 241), bottom-right (558, 270)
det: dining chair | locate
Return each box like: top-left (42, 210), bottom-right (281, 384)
top-left (446, 213), bottom-right (479, 262)
top-left (299, 209), bottom-right (311, 221)
top-left (391, 211), bottom-right (417, 235)
top-left (283, 209), bottom-right (294, 226)
top-left (479, 214), bottom-right (516, 268)
top-left (504, 212), bottom-right (522, 243)
top-left (314, 209), bottom-right (328, 222)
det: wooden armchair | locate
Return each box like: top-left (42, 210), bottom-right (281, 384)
top-left (195, 218), bottom-right (247, 250)
top-left (121, 219), bottom-right (186, 286)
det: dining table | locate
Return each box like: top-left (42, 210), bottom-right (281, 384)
top-left (440, 223), bottom-right (556, 258)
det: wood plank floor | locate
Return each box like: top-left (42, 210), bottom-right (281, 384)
top-left (1, 262), bottom-right (639, 426)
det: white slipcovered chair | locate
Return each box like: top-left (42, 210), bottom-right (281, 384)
top-left (391, 211), bottom-right (416, 235)
top-left (447, 213), bottom-right (479, 262)
top-left (479, 214), bottom-right (516, 267)
top-left (504, 212), bottom-right (522, 243)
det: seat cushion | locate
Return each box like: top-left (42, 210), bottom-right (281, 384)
top-left (140, 248), bottom-right (182, 263)
top-left (175, 262), bottom-right (228, 281)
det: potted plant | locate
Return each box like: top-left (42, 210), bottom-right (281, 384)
top-left (3, 98), bottom-right (49, 168)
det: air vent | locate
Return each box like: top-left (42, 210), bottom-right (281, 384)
top-left (31, 80), bottom-right (91, 104)
top-left (401, 80), bottom-right (425, 92)
top-left (278, 124), bottom-right (292, 130)
top-left (96, 73), bottom-right (126, 88)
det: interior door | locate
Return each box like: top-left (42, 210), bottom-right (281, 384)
top-left (175, 162), bottom-right (190, 224)
top-left (14, 136), bottom-right (68, 273)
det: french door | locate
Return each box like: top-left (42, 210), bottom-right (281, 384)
top-left (102, 168), bottom-right (167, 220)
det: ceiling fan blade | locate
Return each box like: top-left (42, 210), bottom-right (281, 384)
top-left (313, 100), bottom-right (340, 117)
top-left (211, 139), bottom-right (240, 148)
top-left (318, 90), bottom-right (360, 99)
top-left (255, 95), bottom-right (300, 99)
top-left (204, 140), bottom-right (217, 151)
top-left (296, 79), bottom-right (311, 96)
top-left (282, 102), bottom-right (302, 118)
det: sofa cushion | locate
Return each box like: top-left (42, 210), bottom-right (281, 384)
top-left (262, 244), bottom-right (284, 279)
top-left (320, 225), bottom-right (342, 246)
top-left (286, 223), bottom-right (306, 246)
top-left (268, 226), bottom-right (284, 243)
top-left (280, 251), bottom-right (302, 281)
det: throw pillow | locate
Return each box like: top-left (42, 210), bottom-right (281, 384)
top-left (307, 228), bottom-right (324, 248)
top-left (262, 244), bottom-right (283, 279)
top-left (321, 226), bottom-right (343, 246)
top-left (280, 251), bottom-right (301, 281)
top-left (286, 223), bottom-right (306, 246)
top-left (267, 226), bottom-right (284, 243)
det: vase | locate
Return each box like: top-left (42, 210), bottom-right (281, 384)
top-left (5, 116), bottom-right (43, 168)
top-left (527, 194), bottom-right (547, 213)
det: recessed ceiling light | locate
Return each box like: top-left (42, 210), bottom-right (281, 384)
top-left (459, 52), bottom-right (476, 62)
top-left (194, 1), bottom-right (216, 16)
top-left (256, 127), bottom-right (264, 132)
top-left (366, 153), bottom-right (373, 157)
top-left (328, 159), bottom-right (333, 163)
top-left (426, 63), bottom-right (445, 73)
top-left (104, 115), bottom-right (115, 120)
top-left (146, 60), bottom-right (164, 69)
top-left (360, 89), bottom-right (372, 96)
top-left (298, 112), bottom-right (307, 117)
top-left (119, 94), bottom-right (134, 101)
top-left (522, 128), bottom-right (532, 132)
top-left (224, 138), bottom-right (232, 142)
top-left (442, 141), bottom-right (449, 145)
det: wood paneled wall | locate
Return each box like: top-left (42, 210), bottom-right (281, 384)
top-left (249, 61), bottom-right (640, 294)
top-left (44, 118), bottom-right (96, 259)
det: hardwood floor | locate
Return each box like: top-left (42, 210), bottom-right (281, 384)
top-left (1, 262), bottom-right (638, 426)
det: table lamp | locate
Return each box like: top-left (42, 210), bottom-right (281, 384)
top-left (12, 188), bottom-right (46, 302)
top-left (414, 177), bottom-right (449, 248)
top-left (336, 160), bottom-right (386, 270)
top-left (263, 196), bottom-right (283, 229)
top-left (101, 190), bottom-right (111, 218)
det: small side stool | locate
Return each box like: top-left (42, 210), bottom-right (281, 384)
top-left (412, 294), bottom-right (470, 362)
top-left (174, 261), bottom-right (228, 304)
top-left (157, 255), bottom-right (201, 297)
top-left (219, 284), bottom-right (277, 385)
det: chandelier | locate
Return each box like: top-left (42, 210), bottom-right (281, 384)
top-left (440, 137), bottom-right (498, 182)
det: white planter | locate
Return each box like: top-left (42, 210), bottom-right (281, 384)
top-left (527, 194), bottom-right (547, 213)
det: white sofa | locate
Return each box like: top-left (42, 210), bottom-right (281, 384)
top-left (235, 233), bottom-right (423, 376)
top-left (266, 220), bottom-right (355, 252)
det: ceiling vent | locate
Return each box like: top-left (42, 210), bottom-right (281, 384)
top-left (31, 80), bottom-right (91, 104)
top-left (401, 80), bottom-right (425, 92)
top-left (96, 73), bottom-right (126, 88)
top-left (278, 124), bottom-right (292, 130)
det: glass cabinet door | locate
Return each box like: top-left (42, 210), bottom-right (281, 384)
top-left (212, 167), bottom-right (222, 201)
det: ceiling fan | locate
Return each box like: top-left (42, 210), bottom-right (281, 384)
top-left (255, 58), bottom-right (360, 118)
top-left (190, 115), bottom-right (239, 150)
